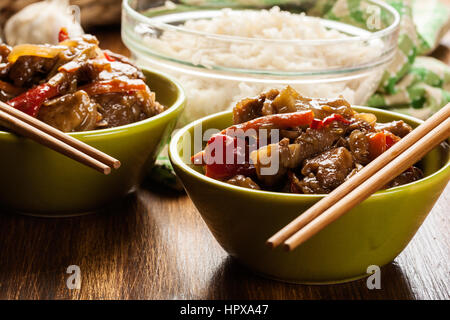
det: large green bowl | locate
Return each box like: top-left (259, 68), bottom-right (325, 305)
top-left (0, 69), bottom-right (185, 216)
top-left (169, 107), bottom-right (450, 284)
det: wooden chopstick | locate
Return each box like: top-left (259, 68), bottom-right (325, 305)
top-left (267, 103), bottom-right (450, 249)
top-left (0, 107), bottom-right (113, 175)
top-left (283, 116), bottom-right (450, 251)
top-left (0, 101), bottom-right (121, 169)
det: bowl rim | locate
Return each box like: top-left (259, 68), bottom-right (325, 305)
top-left (169, 106), bottom-right (450, 199)
top-left (0, 68), bottom-right (186, 141)
top-left (123, 0), bottom-right (400, 45)
top-left (122, 0), bottom-right (400, 77)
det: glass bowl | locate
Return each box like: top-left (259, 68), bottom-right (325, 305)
top-left (122, 0), bottom-right (400, 125)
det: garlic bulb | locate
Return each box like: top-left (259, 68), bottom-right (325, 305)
top-left (4, 0), bottom-right (84, 46)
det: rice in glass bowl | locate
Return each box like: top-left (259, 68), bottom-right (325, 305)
top-left (122, 0), bottom-right (400, 125)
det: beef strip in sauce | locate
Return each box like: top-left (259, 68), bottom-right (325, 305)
top-left (296, 147), bottom-right (354, 194)
top-left (375, 120), bottom-right (412, 138)
top-left (38, 90), bottom-right (100, 132)
top-left (0, 34), bottom-right (164, 132)
top-left (194, 86), bottom-right (424, 193)
top-left (226, 175), bottom-right (261, 190)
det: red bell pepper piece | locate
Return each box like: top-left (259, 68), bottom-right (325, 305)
top-left (222, 110), bottom-right (314, 134)
top-left (192, 111), bottom-right (353, 180)
top-left (322, 114), bottom-right (351, 126)
top-left (385, 131), bottom-right (400, 149)
top-left (58, 27), bottom-right (69, 42)
top-left (7, 83), bottom-right (59, 117)
top-left (368, 131), bottom-right (386, 160)
top-left (192, 134), bottom-right (255, 180)
top-left (310, 113), bottom-right (351, 130)
top-left (310, 118), bottom-right (322, 130)
top-left (368, 130), bottom-right (401, 160)
top-left (104, 51), bottom-right (116, 62)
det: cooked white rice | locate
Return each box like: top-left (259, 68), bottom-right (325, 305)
top-left (140, 6), bottom-right (384, 125)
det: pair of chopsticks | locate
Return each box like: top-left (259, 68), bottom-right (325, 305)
top-left (267, 103), bottom-right (450, 251)
top-left (0, 101), bottom-right (120, 174)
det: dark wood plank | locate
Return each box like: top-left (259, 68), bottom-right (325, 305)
top-left (0, 23), bottom-right (448, 300)
top-left (92, 25), bottom-right (130, 57)
top-left (0, 183), bottom-right (448, 300)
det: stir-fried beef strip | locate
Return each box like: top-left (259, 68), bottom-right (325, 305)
top-left (233, 86), bottom-right (356, 124)
top-left (233, 89), bottom-right (279, 124)
top-left (384, 166), bottom-right (423, 189)
top-left (8, 56), bottom-right (56, 88)
top-left (93, 91), bottom-right (163, 129)
top-left (226, 175), bottom-right (261, 190)
top-left (38, 90), bottom-right (100, 132)
top-left (250, 121), bottom-right (349, 186)
top-left (194, 86), bottom-right (424, 193)
top-left (294, 123), bottom-right (346, 155)
top-left (0, 34), bottom-right (163, 132)
top-left (297, 147), bottom-right (354, 194)
top-left (348, 130), bottom-right (371, 165)
top-left (375, 120), bottom-right (412, 138)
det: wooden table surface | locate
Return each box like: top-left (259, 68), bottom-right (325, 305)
top-left (0, 25), bottom-right (449, 300)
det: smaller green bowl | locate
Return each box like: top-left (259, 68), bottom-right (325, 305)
top-left (169, 107), bottom-right (450, 284)
top-left (0, 69), bottom-right (185, 216)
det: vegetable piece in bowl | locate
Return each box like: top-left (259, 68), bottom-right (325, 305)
top-left (0, 32), bottom-right (164, 132)
top-left (192, 86), bottom-right (423, 193)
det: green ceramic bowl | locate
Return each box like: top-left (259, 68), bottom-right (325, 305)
top-left (169, 106), bottom-right (450, 284)
top-left (0, 69), bottom-right (185, 216)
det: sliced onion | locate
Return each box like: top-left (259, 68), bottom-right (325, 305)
top-left (354, 112), bottom-right (377, 125)
top-left (59, 40), bottom-right (80, 48)
top-left (7, 44), bottom-right (67, 63)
